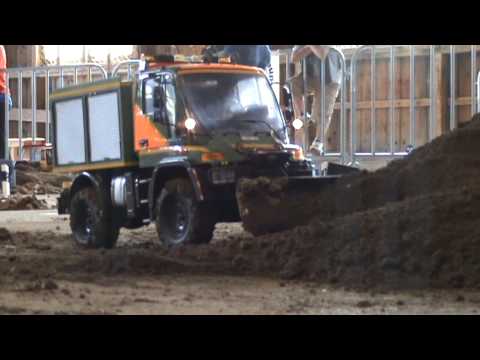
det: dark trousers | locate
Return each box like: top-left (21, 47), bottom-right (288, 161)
top-left (0, 98), bottom-right (5, 159)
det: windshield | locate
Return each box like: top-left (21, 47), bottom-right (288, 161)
top-left (179, 72), bottom-right (286, 140)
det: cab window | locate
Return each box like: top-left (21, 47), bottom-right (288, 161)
top-left (143, 75), bottom-right (177, 139)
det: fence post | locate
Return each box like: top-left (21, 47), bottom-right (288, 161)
top-left (409, 45), bottom-right (416, 149)
top-left (371, 47), bottom-right (376, 155)
top-left (350, 48), bottom-right (359, 163)
top-left (302, 57), bottom-right (309, 154)
top-left (471, 45), bottom-right (477, 117)
top-left (429, 46), bottom-right (436, 142)
top-left (339, 51), bottom-right (347, 164)
top-left (477, 70), bottom-right (480, 113)
top-left (390, 46), bottom-right (396, 155)
top-left (18, 71), bottom-right (23, 160)
top-left (45, 69), bottom-right (50, 144)
top-left (3, 72), bottom-right (9, 160)
top-left (32, 70), bottom-right (37, 150)
top-left (450, 45), bottom-right (456, 130)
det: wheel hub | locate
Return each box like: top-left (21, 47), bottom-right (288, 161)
top-left (164, 195), bottom-right (189, 241)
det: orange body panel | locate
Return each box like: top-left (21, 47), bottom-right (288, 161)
top-left (177, 63), bottom-right (265, 76)
top-left (148, 62), bottom-right (265, 77)
top-left (134, 104), bottom-right (169, 152)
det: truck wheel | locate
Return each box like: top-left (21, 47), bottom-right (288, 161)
top-left (155, 178), bottom-right (215, 247)
top-left (70, 186), bottom-right (119, 249)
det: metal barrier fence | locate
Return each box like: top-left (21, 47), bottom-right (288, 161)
top-left (284, 45), bottom-right (480, 166)
top-left (111, 60), bottom-right (141, 81)
top-left (349, 45), bottom-right (428, 161)
top-left (1, 64), bottom-right (107, 160)
top-left (349, 45), bottom-right (479, 165)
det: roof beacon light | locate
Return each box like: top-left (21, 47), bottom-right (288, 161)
top-left (185, 118), bottom-right (197, 131)
top-left (218, 56), bottom-right (232, 64)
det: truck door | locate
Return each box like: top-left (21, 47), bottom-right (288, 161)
top-left (143, 73), bottom-right (177, 141)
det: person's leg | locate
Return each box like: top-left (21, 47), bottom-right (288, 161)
top-left (290, 74), bottom-right (304, 120)
top-left (324, 82), bottom-right (341, 133)
top-left (309, 80), bottom-right (323, 155)
top-left (0, 97), bottom-right (5, 159)
top-left (309, 82), bottom-right (341, 156)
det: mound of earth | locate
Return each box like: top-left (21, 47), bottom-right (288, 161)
top-left (0, 194), bottom-right (48, 210)
top-left (15, 162), bottom-right (71, 195)
top-left (238, 113), bottom-right (480, 235)
top-left (233, 114), bottom-right (480, 289)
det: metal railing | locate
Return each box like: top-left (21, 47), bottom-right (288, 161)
top-left (350, 45), bottom-right (437, 161)
top-left (1, 64), bottom-right (107, 160)
top-left (283, 45), bottom-right (480, 167)
top-left (111, 60), bottom-right (142, 81)
top-left (348, 45), bottom-right (478, 165)
top-left (477, 69), bottom-right (480, 113)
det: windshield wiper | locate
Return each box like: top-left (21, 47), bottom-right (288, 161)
top-left (243, 119), bottom-right (286, 144)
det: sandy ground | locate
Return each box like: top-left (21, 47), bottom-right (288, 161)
top-left (0, 208), bottom-right (479, 315)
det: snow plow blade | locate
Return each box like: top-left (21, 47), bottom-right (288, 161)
top-left (236, 162), bottom-right (360, 236)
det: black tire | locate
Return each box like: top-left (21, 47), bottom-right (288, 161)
top-left (69, 186), bottom-right (119, 249)
top-left (155, 178), bottom-right (216, 247)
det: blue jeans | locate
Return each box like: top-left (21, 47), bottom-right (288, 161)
top-left (0, 93), bottom-right (12, 109)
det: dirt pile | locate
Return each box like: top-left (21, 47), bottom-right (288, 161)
top-left (15, 162), bottom-right (71, 195)
top-left (0, 194), bottom-right (48, 210)
top-left (238, 113), bottom-right (480, 235)
top-left (233, 114), bottom-right (480, 289)
top-left (223, 186), bottom-right (480, 290)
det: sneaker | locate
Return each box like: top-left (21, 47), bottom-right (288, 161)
top-left (305, 112), bottom-right (313, 123)
top-left (309, 140), bottom-right (324, 156)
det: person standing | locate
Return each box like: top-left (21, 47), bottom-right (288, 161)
top-left (289, 45), bottom-right (343, 155)
top-left (203, 45), bottom-right (273, 83)
top-left (0, 45), bottom-right (12, 160)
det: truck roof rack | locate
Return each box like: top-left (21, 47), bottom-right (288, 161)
top-left (144, 54), bottom-right (232, 70)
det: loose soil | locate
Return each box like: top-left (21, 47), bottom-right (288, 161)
top-left (0, 222), bottom-right (477, 315)
top-left (15, 162), bottom-right (71, 196)
top-left (0, 162), bottom-right (70, 210)
top-left (235, 114), bottom-right (480, 290)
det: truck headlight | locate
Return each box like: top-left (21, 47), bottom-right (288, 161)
top-left (185, 118), bottom-right (197, 131)
top-left (292, 118), bottom-right (304, 130)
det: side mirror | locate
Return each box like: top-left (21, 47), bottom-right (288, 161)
top-left (153, 87), bottom-right (163, 109)
top-left (281, 85), bottom-right (294, 123)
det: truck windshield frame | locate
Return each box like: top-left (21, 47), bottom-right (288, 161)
top-left (177, 72), bottom-right (287, 141)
